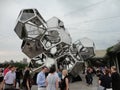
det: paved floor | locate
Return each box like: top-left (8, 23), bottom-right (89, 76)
top-left (31, 74), bottom-right (98, 90)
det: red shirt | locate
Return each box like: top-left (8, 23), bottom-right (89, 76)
top-left (4, 68), bottom-right (10, 76)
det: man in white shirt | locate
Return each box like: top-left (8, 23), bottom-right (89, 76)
top-left (4, 65), bottom-right (16, 90)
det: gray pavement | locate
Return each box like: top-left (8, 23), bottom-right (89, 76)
top-left (31, 74), bottom-right (98, 90)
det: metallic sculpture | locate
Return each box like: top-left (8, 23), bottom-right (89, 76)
top-left (14, 9), bottom-right (95, 79)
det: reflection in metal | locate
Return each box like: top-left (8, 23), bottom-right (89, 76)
top-left (21, 39), bottom-right (44, 58)
top-left (14, 9), bottom-right (95, 78)
top-left (14, 9), bottom-right (47, 39)
top-left (73, 37), bottom-right (95, 60)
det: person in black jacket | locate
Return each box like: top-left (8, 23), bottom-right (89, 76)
top-left (98, 69), bottom-right (111, 90)
top-left (15, 68), bottom-right (23, 89)
top-left (111, 66), bottom-right (120, 90)
top-left (85, 67), bottom-right (93, 86)
top-left (0, 68), bottom-right (3, 90)
top-left (22, 70), bottom-right (32, 90)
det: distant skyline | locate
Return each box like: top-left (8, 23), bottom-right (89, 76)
top-left (0, 0), bottom-right (120, 62)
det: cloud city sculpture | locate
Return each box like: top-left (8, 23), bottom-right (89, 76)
top-left (14, 9), bottom-right (95, 80)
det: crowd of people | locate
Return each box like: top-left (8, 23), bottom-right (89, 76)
top-left (1, 64), bottom-right (120, 90)
top-left (36, 65), bottom-right (69, 90)
top-left (0, 64), bottom-right (69, 90)
top-left (0, 65), bottom-right (32, 90)
top-left (85, 66), bottom-right (120, 90)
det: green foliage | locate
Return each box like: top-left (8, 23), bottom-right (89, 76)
top-left (13, 62), bottom-right (27, 69)
top-left (106, 46), bottom-right (113, 53)
top-left (0, 62), bottom-right (27, 69)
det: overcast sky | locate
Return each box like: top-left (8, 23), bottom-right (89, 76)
top-left (0, 0), bottom-right (120, 62)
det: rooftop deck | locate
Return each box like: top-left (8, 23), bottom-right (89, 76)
top-left (31, 74), bottom-right (98, 90)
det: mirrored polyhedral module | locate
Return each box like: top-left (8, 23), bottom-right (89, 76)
top-left (14, 9), bottom-right (95, 77)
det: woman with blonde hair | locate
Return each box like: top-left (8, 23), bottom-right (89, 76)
top-left (59, 69), bottom-right (69, 90)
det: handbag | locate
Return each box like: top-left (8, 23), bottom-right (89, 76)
top-left (97, 85), bottom-right (105, 90)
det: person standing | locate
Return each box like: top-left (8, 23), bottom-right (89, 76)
top-left (23, 67), bottom-right (30, 76)
top-left (0, 68), bottom-right (4, 90)
top-left (22, 70), bottom-right (32, 90)
top-left (85, 67), bottom-right (93, 86)
top-left (36, 66), bottom-right (48, 90)
top-left (98, 69), bottom-right (111, 90)
top-left (60, 69), bottom-right (69, 90)
top-left (15, 68), bottom-right (22, 89)
top-left (57, 69), bottom-right (62, 80)
top-left (46, 66), bottom-right (58, 90)
top-left (3, 65), bottom-right (11, 76)
top-left (4, 66), bottom-right (16, 90)
top-left (111, 66), bottom-right (120, 90)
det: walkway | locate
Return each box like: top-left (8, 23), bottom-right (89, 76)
top-left (31, 74), bottom-right (98, 90)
